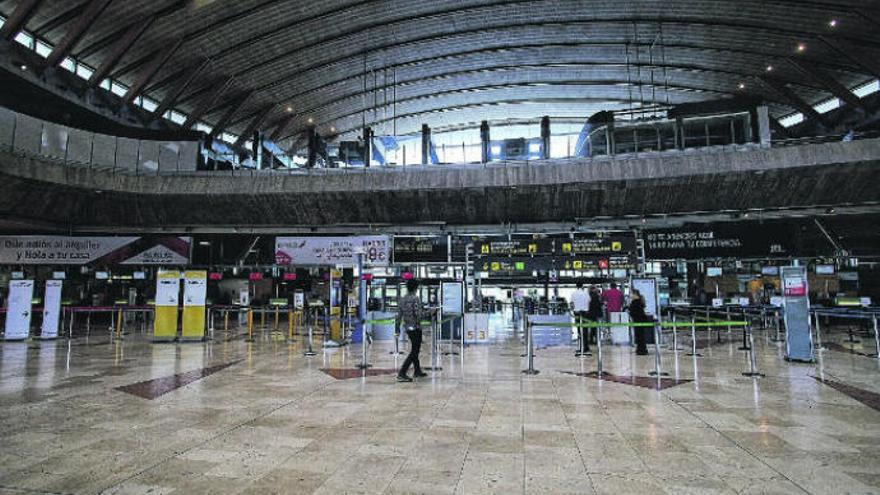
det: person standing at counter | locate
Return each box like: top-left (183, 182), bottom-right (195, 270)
top-left (628, 289), bottom-right (651, 355)
top-left (602, 283), bottom-right (624, 316)
top-left (571, 283), bottom-right (591, 356)
top-left (396, 279), bottom-right (433, 383)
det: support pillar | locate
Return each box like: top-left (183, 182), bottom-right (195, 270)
top-left (307, 127), bottom-right (317, 168)
top-left (540, 116), bottom-right (550, 159)
top-left (480, 120), bottom-right (490, 163)
top-left (362, 126), bottom-right (373, 168)
top-left (421, 124), bottom-right (431, 165)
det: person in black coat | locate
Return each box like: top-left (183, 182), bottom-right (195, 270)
top-left (585, 286), bottom-right (603, 346)
top-left (628, 289), bottom-right (651, 355)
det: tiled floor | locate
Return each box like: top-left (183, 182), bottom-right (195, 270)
top-left (1, 321), bottom-right (880, 494)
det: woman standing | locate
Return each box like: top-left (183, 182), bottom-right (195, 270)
top-left (628, 289), bottom-right (651, 355)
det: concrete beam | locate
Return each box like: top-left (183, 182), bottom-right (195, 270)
top-left (183, 76), bottom-right (235, 130)
top-left (87, 17), bottom-right (155, 86)
top-left (755, 76), bottom-right (828, 127)
top-left (233, 104), bottom-right (275, 148)
top-left (123, 38), bottom-right (183, 104)
top-left (209, 92), bottom-right (253, 138)
top-left (0, 0), bottom-right (44, 40)
top-left (45, 0), bottom-right (113, 67)
top-left (820, 36), bottom-right (880, 81)
top-left (270, 114), bottom-right (295, 142)
top-left (784, 58), bottom-right (864, 110)
top-left (153, 58), bottom-right (211, 119)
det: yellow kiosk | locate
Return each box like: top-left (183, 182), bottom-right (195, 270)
top-left (181, 270), bottom-right (207, 341)
top-left (153, 270), bottom-right (180, 341)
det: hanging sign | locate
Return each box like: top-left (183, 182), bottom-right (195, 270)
top-left (393, 236), bottom-right (449, 263)
top-left (275, 236), bottom-right (390, 266)
top-left (644, 223), bottom-right (791, 259)
top-left (40, 280), bottom-right (63, 339)
top-left (4, 280), bottom-right (34, 340)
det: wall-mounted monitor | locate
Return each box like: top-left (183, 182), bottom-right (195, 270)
top-left (133, 271), bottom-right (147, 280)
top-left (11, 271), bottom-right (24, 279)
top-left (95, 271), bottom-right (109, 280)
top-left (707, 267), bottom-right (723, 277)
top-left (52, 271), bottom-right (66, 280)
top-left (761, 266), bottom-right (779, 276)
top-left (816, 264), bottom-right (835, 275)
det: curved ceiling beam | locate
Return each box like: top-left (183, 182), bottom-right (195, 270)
top-left (225, 62), bottom-right (820, 130)
top-left (276, 87), bottom-right (736, 142)
top-left (75, 0), bottom-right (189, 59)
top-left (127, 0), bottom-right (876, 86)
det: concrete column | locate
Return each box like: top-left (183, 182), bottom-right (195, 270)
top-left (540, 116), bottom-right (550, 159)
top-left (362, 126), bottom-right (373, 168)
top-left (480, 120), bottom-right (490, 163)
top-left (421, 124), bottom-right (431, 165)
top-left (306, 127), bottom-right (317, 168)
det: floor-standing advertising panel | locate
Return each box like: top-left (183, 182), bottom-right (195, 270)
top-left (153, 271), bottom-right (180, 341)
top-left (781, 266), bottom-right (813, 362)
top-left (40, 280), bottom-right (63, 339)
top-left (441, 281), bottom-right (463, 341)
top-left (4, 280), bottom-right (34, 340)
top-left (182, 270), bottom-right (207, 341)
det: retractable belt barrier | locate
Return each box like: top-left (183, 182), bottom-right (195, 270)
top-left (810, 308), bottom-right (880, 358)
top-left (64, 305), bottom-right (154, 339)
top-left (523, 319), bottom-right (761, 380)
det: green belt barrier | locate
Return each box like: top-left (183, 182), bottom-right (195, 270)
top-left (529, 320), bottom-right (748, 329)
top-left (364, 316), bottom-right (459, 325)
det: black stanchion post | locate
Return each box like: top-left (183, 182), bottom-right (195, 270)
top-left (813, 311), bottom-right (826, 351)
top-left (304, 309), bottom-right (317, 356)
top-left (522, 318), bottom-right (539, 375)
top-left (670, 313), bottom-right (680, 351)
top-left (648, 322), bottom-right (669, 378)
top-left (596, 323), bottom-right (604, 377)
top-left (742, 323), bottom-right (765, 378)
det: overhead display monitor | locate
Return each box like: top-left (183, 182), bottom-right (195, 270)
top-left (95, 271), bottom-right (109, 280)
top-left (52, 271), bottom-right (66, 280)
top-left (815, 264), bottom-right (835, 275)
top-left (761, 266), bottom-right (779, 276)
top-left (557, 232), bottom-right (637, 256)
top-left (707, 267), bottom-right (723, 277)
top-left (133, 271), bottom-right (147, 280)
top-left (644, 222), bottom-right (791, 259)
top-left (475, 236), bottom-right (553, 257)
top-left (393, 236), bottom-right (449, 263)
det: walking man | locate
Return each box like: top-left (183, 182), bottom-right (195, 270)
top-left (397, 279), bottom-right (434, 382)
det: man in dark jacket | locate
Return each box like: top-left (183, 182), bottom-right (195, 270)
top-left (396, 279), bottom-right (434, 382)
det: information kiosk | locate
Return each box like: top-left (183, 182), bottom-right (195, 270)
top-left (781, 265), bottom-right (813, 362)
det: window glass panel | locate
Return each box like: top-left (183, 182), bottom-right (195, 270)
top-left (111, 81), bottom-right (127, 96)
top-left (853, 80), bottom-right (879, 98)
top-left (35, 40), bottom-right (51, 58)
top-left (100, 79), bottom-right (111, 90)
top-left (14, 31), bottom-right (33, 48)
top-left (814, 98), bottom-right (840, 114)
top-left (779, 113), bottom-right (804, 128)
top-left (75, 63), bottom-right (94, 80)
top-left (60, 57), bottom-right (76, 72)
top-left (141, 97), bottom-right (158, 112)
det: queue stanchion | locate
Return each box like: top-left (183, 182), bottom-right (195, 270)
top-left (738, 310), bottom-right (750, 351)
top-left (67, 309), bottom-right (75, 339)
top-left (274, 306), bottom-right (280, 331)
top-left (287, 309), bottom-right (295, 343)
top-left (813, 312), bottom-right (826, 351)
top-left (669, 313), bottom-right (681, 351)
top-left (772, 309), bottom-right (783, 342)
top-left (595, 323), bottom-right (604, 377)
top-left (686, 317), bottom-right (702, 357)
top-left (648, 322), bottom-right (669, 378)
top-left (726, 307), bottom-right (732, 339)
top-left (442, 317), bottom-right (460, 356)
top-left (304, 310), bottom-right (317, 356)
top-left (430, 313), bottom-right (442, 371)
top-left (356, 317), bottom-right (372, 369)
top-left (742, 322), bottom-right (765, 378)
top-left (522, 317), bottom-right (539, 375)
top-left (871, 316), bottom-right (880, 359)
top-left (390, 329), bottom-right (403, 355)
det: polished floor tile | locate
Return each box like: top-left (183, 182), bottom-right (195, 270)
top-left (1, 320), bottom-right (880, 494)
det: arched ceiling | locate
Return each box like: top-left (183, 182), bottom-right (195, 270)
top-left (3, 0), bottom-right (880, 147)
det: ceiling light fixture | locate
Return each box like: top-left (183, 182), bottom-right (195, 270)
top-left (765, 65), bottom-right (774, 72)
top-left (20, 64), bottom-right (27, 70)
top-left (738, 82), bottom-right (746, 90)
top-left (285, 106), bottom-right (292, 112)
top-left (330, 126), bottom-right (336, 133)
top-left (829, 19), bottom-right (838, 28)
top-left (307, 117), bottom-right (314, 124)
top-left (796, 43), bottom-right (806, 53)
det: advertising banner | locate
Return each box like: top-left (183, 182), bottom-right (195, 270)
top-left (644, 223), bottom-right (791, 259)
top-left (181, 271), bottom-right (207, 340)
top-left (4, 280), bottom-right (34, 340)
top-left (0, 236), bottom-right (191, 265)
top-left (153, 270), bottom-right (180, 341)
top-left (40, 280), bottom-right (63, 339)
top-left (393, 236), bottom-right (449, 263)
top-left (275, 236), bottom-right (390, 267)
